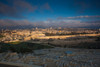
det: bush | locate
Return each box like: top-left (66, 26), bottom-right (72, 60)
top-left (0, 35), bottom-right (4, 38)
top-left (0, 42), bottom-right (53, 53)
top-left (96, 36), bottom-right (100, 41)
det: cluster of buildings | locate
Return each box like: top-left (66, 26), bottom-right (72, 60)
top-left (0, 29), bottom-right (45, 42)
top-left (0, 28), bottom-right (100, 42)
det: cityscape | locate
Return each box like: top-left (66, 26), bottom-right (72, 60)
top-left (0, 0), bottom-right (100, 67)
top-left (0, 28), bottom-right (100, 43)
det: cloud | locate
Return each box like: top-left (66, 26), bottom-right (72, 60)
top-left (57, 15), bottom-right (100, 19)
top-left (31, 19), bottom-right (100, 28)
top-left (0, 19), bottom-right (33, 26)
top-left (0, 19), bottom-right (100, 29)
top-left (56, 15), bottom-right (100, 28)
top-left (0, 19), bottom-right (35, 29)
top-left (67, 15), bottom-right (100, 19)
top-left (0, 0), bottom-right (52, 18)
top-left (0, 0), bottom-right (37, 18)
top-left (0, 2), bottom-right (24, 18)
top-left (14, 0), bottom-right (37, 12)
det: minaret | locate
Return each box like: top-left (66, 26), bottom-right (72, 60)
top-left (50, 27), bottom-right (52, 29)
top-left (35, 27), bottom-right (39, 31)
top-left (58, 27), bottom-right (62, 33)
top-left (36, 27), bottom-right (38, 30)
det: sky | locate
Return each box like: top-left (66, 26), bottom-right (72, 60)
top-left (0, 0), bottom-right (100, 29)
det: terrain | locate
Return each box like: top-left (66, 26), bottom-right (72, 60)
top-left (0, 35), bottom-right (100, 67)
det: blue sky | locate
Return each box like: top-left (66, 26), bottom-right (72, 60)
top-left (0, 0), bottom-right (100, 28)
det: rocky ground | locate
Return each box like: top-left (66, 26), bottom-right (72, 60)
top-left (0, 47), bottom-right (100, 67)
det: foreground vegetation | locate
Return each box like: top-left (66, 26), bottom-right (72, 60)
top-left (0, 36), bottom-right (100, 53)
top-left (49, 42), bottom-right (100, 49)
top-left (48, 36), bottom-right (100, 49)
top-left (0, 42), bottom-right (53, 53)
top-left (0, 34), bottom-right (4, 38)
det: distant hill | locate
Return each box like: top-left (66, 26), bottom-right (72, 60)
top-left (0, 19), bottom-right (35, 30)
top-left (0, 19), bottom-right (100, 30)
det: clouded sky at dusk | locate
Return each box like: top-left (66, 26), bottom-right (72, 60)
top-left (0, 0), bottom-right (100, 28)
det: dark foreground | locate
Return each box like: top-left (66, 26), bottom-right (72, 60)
top-left (0, 63), bottom-right (19, 67)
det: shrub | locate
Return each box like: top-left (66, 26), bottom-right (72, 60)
top-left (0, 42), bottom-right (53, 53)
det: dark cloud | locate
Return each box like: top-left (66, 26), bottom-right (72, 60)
top-left (0, 19), bottom-right (33, 26)
top-left (0, 0), bottom-right (52, 18)
top-left (13, 0), bottom-right (37, 12)
top-left (0, 2), bottom-right (24, 18)
top-left (0, 19), bottom-right (35, 30)
top-left (0, 0), bottom-right (37, 18)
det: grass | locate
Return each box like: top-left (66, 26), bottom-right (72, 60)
top-left (0, 42), bottom-right (53, 53)
top-left (9, 41), bottom-right (21, 44)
